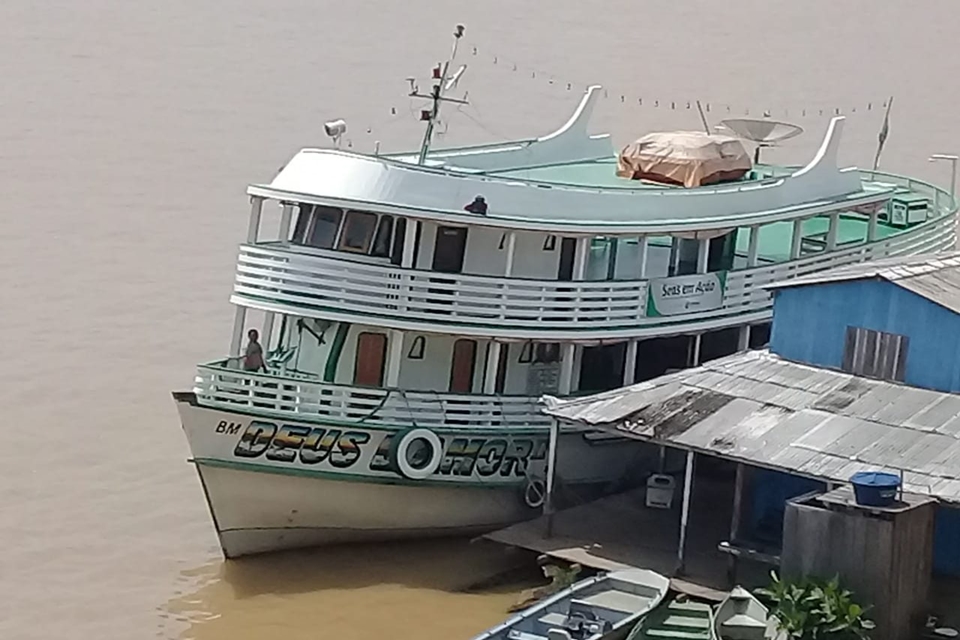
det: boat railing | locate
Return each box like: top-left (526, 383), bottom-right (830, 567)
top-left (233, 201), bottom-right (955, 335)
top-left (194, 361), bottom-right (551, 428)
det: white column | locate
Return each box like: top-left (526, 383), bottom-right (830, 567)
top-left (499, 232), bottom-right (517, 318)
top-left (867, 210), bottom-right (879, 242)
top-left (573, 237), bottom-right (590, 279)
top-left (262, 313), bottom-right (276, 354)
top-left (558, 237), bottom-right (590, 395)
top-left (746, 225), bottom-right (760, 267)
top-left (677, 450), bottom-right (696, 574)
top-left (558, 343), bottom-right (576, 395)
top-left (825, 211), bottom-right (840, 251)
top-left (738, 325), bottom-right (751, 351)
top-left (247, 196), bottom-right (264, 243)
top-left (399, 219), bottom-right (418, 313)
top-left (401, 219), bottom-right (418, 268)
top-left (637, 236), bottom-right (649, 278)
top-left (544, 418), bottom-right (561, 536)
top-left (229, 306), bottom-right (246, 357)
top-left (278, 202), bottom-right (294, 242)
top-left (623, 339), bottom-right (639, 385)
top-left (230, 197), bottom-right (264, 356)
top-left (503, 231), bottom-right (517, 276)
top-left (690, 334), bottom-right (702, 367)
top-left (386, 330), bottom-right (404, 387)
top-left (483, 341), bottom-right (502, 394)
top-left (790, 219), bottom-right (804, 259)
top-left (696, 237), bottom-right (710, 273)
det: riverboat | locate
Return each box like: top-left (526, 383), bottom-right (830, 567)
top-left (173, 30), bottom-right (957, 557)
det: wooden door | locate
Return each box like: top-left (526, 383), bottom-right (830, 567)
top-left (449, 339), bottom-right (478, 393)
top-left (354, 332), bottom-right (387, 387)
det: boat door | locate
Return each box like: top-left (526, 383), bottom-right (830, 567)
top-left (449, 339), bottom-right (477, 392)
top-left (354, 331), bottom-right (387, 387)
top-left (428, 226), bottom-right (468, 309)
top-left (432, 226), bottom-right (468, 273)
top-left (557, 237), bottom-right (577, 281)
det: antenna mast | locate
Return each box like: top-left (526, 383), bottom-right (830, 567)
top-left (409, 24), bottom-right (469, 166)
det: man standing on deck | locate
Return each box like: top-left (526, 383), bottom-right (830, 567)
top-left (243, 328), bottom-right (266, 372)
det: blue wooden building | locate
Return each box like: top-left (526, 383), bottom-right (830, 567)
top-left (767, 252), bottom-right (960, 576)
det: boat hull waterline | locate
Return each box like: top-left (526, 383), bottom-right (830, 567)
top-left (175, 395), bottom-right (646, 557)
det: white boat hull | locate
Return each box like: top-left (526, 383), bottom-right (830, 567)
top-left (175, 394), bottom-right (651, 557)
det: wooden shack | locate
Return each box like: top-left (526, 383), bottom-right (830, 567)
top-left (781, 486), bottom-right (936, 640)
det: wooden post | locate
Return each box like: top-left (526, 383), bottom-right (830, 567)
top-left (545, 418), bottom-right (561, 537)
top-left (727, 462), bottom-right (747, 586)
top-left (677, 450), bottom-right (696, 575)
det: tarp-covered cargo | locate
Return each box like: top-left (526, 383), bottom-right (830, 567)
top-left (616, 131), bottom-right (752, 188)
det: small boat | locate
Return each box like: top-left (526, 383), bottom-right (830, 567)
top-left (714, 587), bottom-right (778, 640)
top-left (474, 569), bottom-right (670, 640)
top-left (626, 596), bottom-right (714, 640)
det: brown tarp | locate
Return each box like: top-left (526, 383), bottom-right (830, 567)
top-left (616, 131), bottom-right (752, 188)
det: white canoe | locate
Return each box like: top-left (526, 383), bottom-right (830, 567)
top-left (714, 587), bottom-right (780, 640)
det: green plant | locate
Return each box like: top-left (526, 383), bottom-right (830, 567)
top-left (757, 572), bottom-right (875, 640)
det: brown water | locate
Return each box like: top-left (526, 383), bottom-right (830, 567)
top-left (2, 1), bottom-right (959, 638)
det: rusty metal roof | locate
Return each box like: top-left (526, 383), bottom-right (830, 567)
top-left (765, 251), bottom-right (960, 315)
top-left (542, 350), bottom-right (960, 503)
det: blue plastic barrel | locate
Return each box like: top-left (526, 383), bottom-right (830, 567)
top-left (849, 471), bottom-right (901, 507)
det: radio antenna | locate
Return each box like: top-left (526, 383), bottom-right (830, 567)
top-left (408, 24), bottom-right (469, 165)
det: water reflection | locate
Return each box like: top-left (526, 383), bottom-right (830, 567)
top-left (167, 538), bottom-right (542, 640)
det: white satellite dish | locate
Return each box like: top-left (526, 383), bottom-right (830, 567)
top-left (718, 118), bottom-right (804, 163)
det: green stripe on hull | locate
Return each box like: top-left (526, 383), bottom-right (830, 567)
top-left (195, 456), bottom-right (539, 489)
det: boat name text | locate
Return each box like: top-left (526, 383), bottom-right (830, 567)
top-left (228, 421), bottom-right (547, 478)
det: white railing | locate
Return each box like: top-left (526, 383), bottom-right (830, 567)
top-left (235, 244), bottom-right (651, 329)
top-left (195, 362), bottom-right (551, 428)
top-left (232, 171), bottom-right (956, 336)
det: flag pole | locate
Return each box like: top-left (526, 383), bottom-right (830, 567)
top-left (873, 96), bottom-right (894, 171)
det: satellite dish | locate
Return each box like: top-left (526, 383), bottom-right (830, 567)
top-left (718, 118), bottom-right (804, 163)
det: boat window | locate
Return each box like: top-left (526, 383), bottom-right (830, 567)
top-left (371, 215), bottom-right (394, 258)
top-left (291, 204), bottom-right (312, 243)
top-left (534, 343), bottom-right (561, 364)
top-left (306, 206), bottom-right (343, 249)
top-left (339, 210), bottom-right (378, 253)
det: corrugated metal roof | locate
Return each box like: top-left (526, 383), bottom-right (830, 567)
top-left (542, 350), bottom-right (960, 504)
top-left (766, 251), bottom-right (960, 315)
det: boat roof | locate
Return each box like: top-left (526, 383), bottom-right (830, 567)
top-left (247, 85), bottom-right (897, 233)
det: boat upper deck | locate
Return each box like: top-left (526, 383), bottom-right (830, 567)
top-left (251, 85), bottom-right (906, 233)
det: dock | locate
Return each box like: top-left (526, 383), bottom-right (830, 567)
top-left (483, 478), bottom-right (769, 602)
